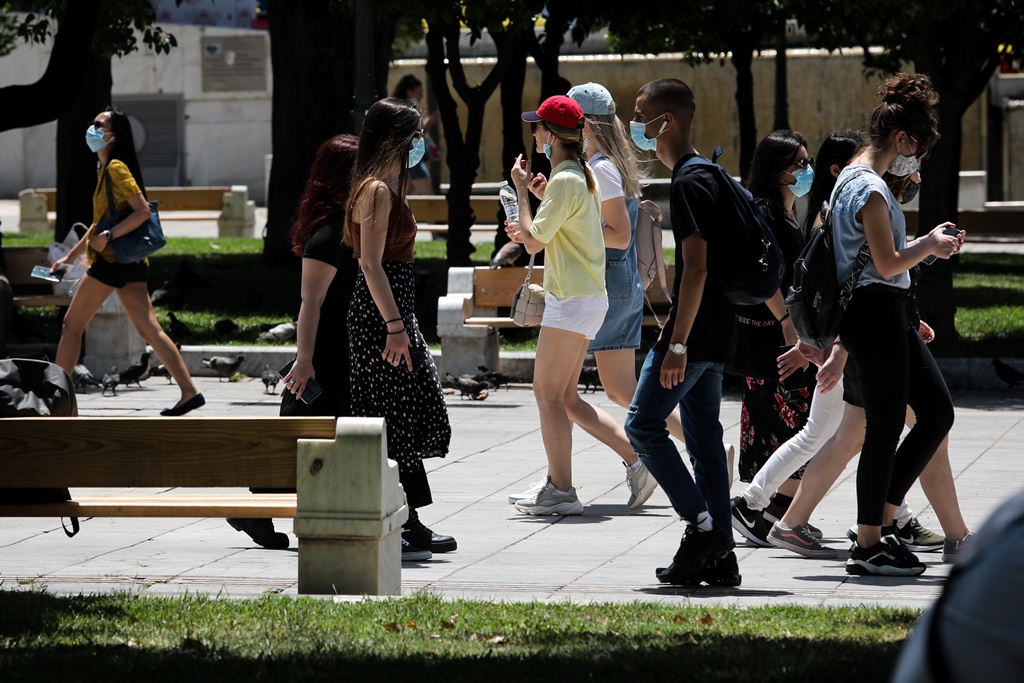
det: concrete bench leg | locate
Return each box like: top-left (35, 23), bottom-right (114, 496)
top-left (218, 185), bottom-right (256, 237)
top-left (294, 417), bottom-right (408, 596)
top-left (84, 295), bottom-right (147, 377)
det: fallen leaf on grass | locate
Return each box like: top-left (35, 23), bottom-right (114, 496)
top-left (440, 614), bottom-right (459, 629)
top-left (127, 637), bottom-right (142, 648)
top-left (383, 622), bottom-right (403, 633)
top-left (470, 633), bottom-right (506, 645)
top-left (700, 613), bottom-right (714, 625)
top-left (672, 614), bottom-right (687, 623)
top-left (406, 621), bottom-right (417, 630)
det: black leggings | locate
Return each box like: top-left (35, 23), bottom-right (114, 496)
top-left (840, 287), bottom-right (954, 526)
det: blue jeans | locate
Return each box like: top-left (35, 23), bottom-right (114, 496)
top-left (624, 350), bottom-right (730, 526)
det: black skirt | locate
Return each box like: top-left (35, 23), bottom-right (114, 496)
top-left (347, 260), bottom-right (450, 508)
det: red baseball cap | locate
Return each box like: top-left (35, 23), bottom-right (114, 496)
top-left (522, 95), bottom-right (584, 129)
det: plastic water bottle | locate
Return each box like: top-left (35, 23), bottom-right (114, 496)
top-left (499, 181), bottom-right (519, 224)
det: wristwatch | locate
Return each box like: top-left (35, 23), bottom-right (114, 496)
top-left (102, 230), bottom-right (113, 241)
top-left (668, 342), bottom-right (687, 356)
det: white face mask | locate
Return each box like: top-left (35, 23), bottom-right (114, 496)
top-left (888, 134), bottom-right (921, 177)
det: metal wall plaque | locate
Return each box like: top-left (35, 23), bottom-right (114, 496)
top-left (201, 35), bottom-right (267, 92)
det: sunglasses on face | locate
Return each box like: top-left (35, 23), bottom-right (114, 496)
top-left (530, 122), bottom-right (549, 134)
top-left (789, 157), bottom-right (815, 171)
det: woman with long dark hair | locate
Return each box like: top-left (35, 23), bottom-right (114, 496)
top-left (228, 134), bottom-right (361, 551)
top-left (733, 130), bottom-right (813, 510)
top-left (345, 97), bottom-right (455, 560)
top-left (51, 106), bottom-right (202, 416)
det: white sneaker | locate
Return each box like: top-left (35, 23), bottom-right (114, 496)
top-left (625, 461), bottom-right (659, 509)
top-left (514, 477), bottom-right (584, 516)
top-left (507, 478), bottom-right (547, 505)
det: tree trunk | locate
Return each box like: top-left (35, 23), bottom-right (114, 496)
top-left (0, 0), bottom-right (101, 133)
top-left (730, 34), bottom-right (757, 179)
top-left (492, 32), bottom-right (530, 260)
top-left (773, 28), bottom-right (789, 132)
top-left (263, 0), bottom-right (356, 266)
top-left (54, 54), bottom-right (112, 242)
top-left (912, 9), bottom-right (1002, 343)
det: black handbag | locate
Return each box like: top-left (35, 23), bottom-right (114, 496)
top-left (98, 169), bottom-right (166, 263)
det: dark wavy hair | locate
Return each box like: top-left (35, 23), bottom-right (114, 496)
top-left (804, 129), bottom-right (865, 234)
top-left (744, 129), bottom-right (808, 201)
top-left (291, 134), bottom-right (359, 256)
top-left (100, 106), bottom-right (146, 196)
top-left (392, 74), bottom-right (422, 100)
top-left (344, 98), bottom-right (422, 245)
top-left (868, 72), bottom-right (940, 156)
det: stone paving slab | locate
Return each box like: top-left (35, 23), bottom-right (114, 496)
top-left (2, 375), bottom-right (1021, 609)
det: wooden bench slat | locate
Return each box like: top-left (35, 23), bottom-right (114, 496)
top-left (12, 295), bottom-right (70, 308)
top-left (465, 316), bottom-right (519, 327)
top-left (0, 493), bottom-right (297, 518)
top-left (472, 266), bottom-right (675, 309)
top-left (34, 187), bottom-right (230, 213)
top-left (0, 417), bottom-right (336, 488)
top-left (407, 195), bottom-right (501, 224)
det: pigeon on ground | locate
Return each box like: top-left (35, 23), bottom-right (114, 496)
top-left (490, 241), bottom-right (523, 269)
top-left (444, 372), bottom-right (489, 400)
top-left (993, 358), bottom-right (1024, 389)
top-left (473, 365), bottom-right (518, 391)
top-left (202, 354), bottom-right (245, 381)
top-left (257, 321), bottom-right (296, 343)
top-left (71, 364), bottom-right (103, 393)
top-left (148, 364), bottom-right (173, 383)
top-left (261, 363), bottom-right (279, 394)
top-left (101, 366), bottom-right (120, 396)
top-left (214, 318), bottom-right (239, 336)
top-left (168, 312), bottom-right (191, 339)
top-left (150, 280), bottom-right (186, 309)
top-left (578, 365), bottom-right (602, 394)
top-left (119, 351), bottom-right (152, 388)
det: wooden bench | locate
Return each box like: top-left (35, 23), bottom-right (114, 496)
top-left (437, 265), bottom-right (675, 376)
top-left (407, 195), bottom-right (502, 233)
top-left (5, 245), bottom-right (72, 310)
top-left (0, 416), bottom-right (408, 595)
top-left (35, 187), bottom-right (230, 213)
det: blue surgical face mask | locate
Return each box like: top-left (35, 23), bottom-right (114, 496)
top-left (629, 114), bottom-right (667, 151)
top-left (543, 133), bottom-right (553, 160)
top-left (787, 166), bottom-right (814, 198)
top-left (85, 125), bottom-right (108, 153)
top-left (408, 136), bottom-right (426, 168)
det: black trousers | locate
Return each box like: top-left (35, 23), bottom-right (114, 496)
top-left (840, 287), bottom-right (954, 526)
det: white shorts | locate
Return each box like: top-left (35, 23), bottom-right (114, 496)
top-left (542, 292), bottom-right (608, 340)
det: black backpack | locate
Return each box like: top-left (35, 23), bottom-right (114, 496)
top-left (0, 358), bottom-right (80, 536)
top-left (678, 151), bottom-right (785, 306)
top-left (784, 171), bottom-right (871, 350)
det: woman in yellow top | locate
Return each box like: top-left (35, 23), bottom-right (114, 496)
top-left (51, 107), bottom-right (203, 416)
top-left (506, 95), bottom-right (639, 516)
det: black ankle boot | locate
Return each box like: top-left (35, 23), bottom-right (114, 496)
top-left (402, 517), bottom-right (457, 553)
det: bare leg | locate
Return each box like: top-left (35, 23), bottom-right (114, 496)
top-left (777, 479), bottom-right (800, 498)
top-left (533, 326), bottom-right (589, 491)
top-left (568, 347), bottom-right (637, 466)
top-left (54, 273), bottom-right (114, 374)
top-left (117, 282), bottom-right (199, 407)
top-left (594, 348), bottom-right (686, 442)
top-left (780, 403), bottom-right (866, 530)
top-left (908, 407), bottom-right (970, 539)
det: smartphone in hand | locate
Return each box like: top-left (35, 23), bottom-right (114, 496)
top-left (922, 225), bottom-right (962, 266)
top-left (31, 265), bottom-right (65, 282)
top-left (278, 359), bottom-right (323, 404)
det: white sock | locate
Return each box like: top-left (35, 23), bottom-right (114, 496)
top-left (629, 460), bottom-right (642, 471)
top-left (695, 511), bottom-right (714, 532)
top-left (895, 500), bottom-right (914, 527)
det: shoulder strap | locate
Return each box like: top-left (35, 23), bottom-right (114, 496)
top-left (830, 169), bottom-right (873, 300)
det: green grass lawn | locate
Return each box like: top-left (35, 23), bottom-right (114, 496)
top-left (0, 592), bottom-right (918, 682)
top-left (7, 233), bottom-right (1022, 356)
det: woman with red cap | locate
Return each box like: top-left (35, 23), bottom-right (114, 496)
top-left (505, 95), bottom-right (637, 516)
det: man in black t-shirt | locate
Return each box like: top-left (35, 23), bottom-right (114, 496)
top-left (624, 79), bottom-right (737, 585)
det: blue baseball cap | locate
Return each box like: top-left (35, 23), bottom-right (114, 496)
top-left (567, 82), bottom-right (616, 116)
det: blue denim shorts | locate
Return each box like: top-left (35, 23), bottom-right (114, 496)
top-left (588, 257), bottom-right (643, 352)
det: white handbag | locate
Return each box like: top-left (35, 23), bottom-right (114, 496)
top-left (511, 253), bottom-right (545, 327)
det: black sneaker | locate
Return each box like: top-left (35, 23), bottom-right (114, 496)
top-left (731, 496), bottom-right (771, 547)
top-left (668, 551), bottom-right (743, 587)
top-left (846, 537), bottom-right (926, 576)
top-left (656, 524), bottom-right (735, 584)
top-left (402, 518), bottom-right (458, 553)
top-left (226, 518), bottom-right (290, 550)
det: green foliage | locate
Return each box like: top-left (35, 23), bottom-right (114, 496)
top-left (11, 0), bottom-right (177, 58)
top-left (0, 591), bottom-right (917, 682)
top-left (0, 3), bottom-right (17, 57)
